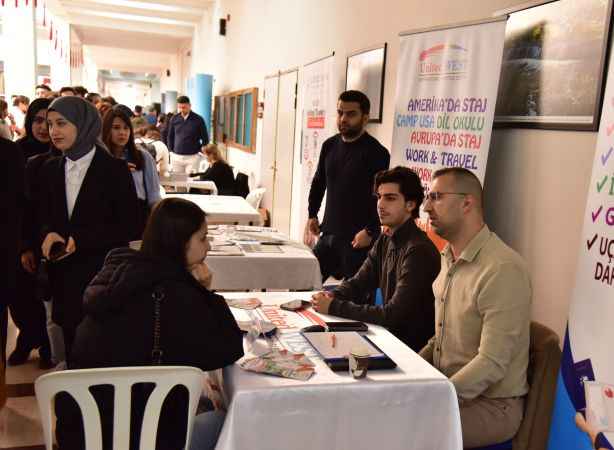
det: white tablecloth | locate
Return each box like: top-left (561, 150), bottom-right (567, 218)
top-left (216, 292), bottom-right (462, 450)
top-left (164, 194), bottom-right (261, 225)
top-left (160, 179), bottom-right (218, 195)
top-left (207, 227), bottom-right (321, 291)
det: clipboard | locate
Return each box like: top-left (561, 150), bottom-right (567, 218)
top-left (301, 331), bottom-right (397, 372)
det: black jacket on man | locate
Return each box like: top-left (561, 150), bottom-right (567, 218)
top-left (329, 218), bottom-right (440, 351)
top-left (308, 132), bottom-right (390, 239)
top-left (56, 247), bottom-right (244, 450)
top-left (39, 146), bottom-right (139, 328)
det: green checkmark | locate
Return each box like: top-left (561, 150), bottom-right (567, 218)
top-left (597, 175), bottom-right (608, 192)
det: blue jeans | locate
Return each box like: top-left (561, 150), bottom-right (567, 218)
top-left (189, 411), bottom-right (225, 450)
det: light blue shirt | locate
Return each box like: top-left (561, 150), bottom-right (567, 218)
top-left (124, 149), bottom-right (162, 206)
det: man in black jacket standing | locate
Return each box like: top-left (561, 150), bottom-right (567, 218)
top-left (312, 167), bottom-right (440, 351)
top-left (167, 96), bottom-right (209, 174)
top-left (308, 90), bottom-right (390, 282)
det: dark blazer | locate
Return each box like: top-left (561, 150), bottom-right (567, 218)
top-left (39, 146), bottom-right (139, 327)
top-left (0, 138), bottom-right (24, 338)
top-left (21, 149), bottom-right (61, 253)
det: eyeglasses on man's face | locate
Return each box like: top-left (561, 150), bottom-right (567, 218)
top-left (424, 191), bottom-right (468, 202)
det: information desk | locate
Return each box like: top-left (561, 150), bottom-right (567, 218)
top-left (164, 193), bottom-right (262, 225)
top-left (216, 292), bottom-right (462, 450)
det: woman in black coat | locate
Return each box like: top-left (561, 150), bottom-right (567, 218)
top-left (57, 197), bottom-right (244, 450)
top-left (39, 96), bottom-right (139, 358)
top-left (190, 144), bottom-right (236, 195)
top-left (8, 98), bottom-right (54, 367)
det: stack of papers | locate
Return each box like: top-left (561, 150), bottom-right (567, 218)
top-left (238, 243), bottom-right (283, 253)
top-left (239, 349), bottom-right (315, 381)
top-left (585, 381), bottom-right (614, 431)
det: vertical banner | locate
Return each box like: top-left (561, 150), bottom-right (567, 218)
top-left (546, 46), bottom-right (614, 450)
top-left (390, 18), bottom-right (507, 245)
top-left (299, 55), bottom-right (335, 243)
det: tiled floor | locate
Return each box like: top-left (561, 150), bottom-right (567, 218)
top-left (1, 316), bottom-right (52, 450)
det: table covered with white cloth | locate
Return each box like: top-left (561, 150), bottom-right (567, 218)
top-left (164, 193), bottom-right (261, 225)
top-left (160, 178), bottom-right (219, 195)
top-left (207, 226), bottom-right (321, 291)
top-left (215, 292), bottom-right (462, 450)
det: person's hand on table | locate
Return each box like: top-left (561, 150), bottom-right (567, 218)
top-left (190, 262), bottom-right (213, 289)
top-left (21, 250), bottom-right (38, 273)
top-left (307, 217), bottom-right (320, 236)
top-left (351, 229), bottom-right (372, 249)
top-left (575, 412), bottom-right (610, 450)
top-left (312, 291), bottom-right (334, 314)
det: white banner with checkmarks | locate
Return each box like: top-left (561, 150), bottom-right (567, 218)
top-left (547, 41), bottom-right (614, 450)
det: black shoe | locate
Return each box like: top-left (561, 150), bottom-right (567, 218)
top-left (38, 355), bottom-right (55, 370)
top-left (7, 347), bottom-right (32, 366)
top-left (38, 345), bottom-right (54, 370)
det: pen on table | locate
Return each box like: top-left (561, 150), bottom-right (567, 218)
top-left (331, 333), bottom-right (336, 348)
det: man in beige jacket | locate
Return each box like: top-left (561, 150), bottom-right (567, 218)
top-left (420, 167), bottom-right (531, 447)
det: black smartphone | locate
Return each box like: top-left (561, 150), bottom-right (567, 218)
top-left (280, 299), bottom-right (312, 311)
top-left (325, 321), bottom-right (368, 332)
top-left (48, 241), bottom-right (68, 262)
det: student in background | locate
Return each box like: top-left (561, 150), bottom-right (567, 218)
top-left (59, 87), bottom-right (76, 97)
top-left (135, 124), bottom-right (170, 176)
top-left (190, 143), bottom-right (235, 195)
top-left (35, 84), bottom-right (52, 99)
top-left (0, 100), bottom-right (13, 141)
top-left (84, 92), bottom-right (101, 107)
top-left (73, 86), bottom-right (88, 98)
top-left (8, 98), bottom-right (53, 369)
top-left (56, 197), bottom-right (244, 450)
top-left (103, 108), bottom-right (161, 234)
top-left (39, 96), bottom-right (139, 359)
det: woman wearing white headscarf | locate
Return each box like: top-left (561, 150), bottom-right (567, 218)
top-left (39, 96), bottom-right (139, 358)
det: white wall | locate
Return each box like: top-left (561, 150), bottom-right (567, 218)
top-left (192, 0), bottom-right (596, 339)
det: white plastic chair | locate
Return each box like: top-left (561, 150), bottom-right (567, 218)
top-left (35, 366), bottom-right (203, 450)
top-left (246, 187), bottom-right (266, 209)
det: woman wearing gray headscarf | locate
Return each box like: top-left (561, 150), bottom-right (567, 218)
top-left (38, 96), bottom-right (139, 359)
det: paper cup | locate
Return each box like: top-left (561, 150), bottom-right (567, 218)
top-left (349, 347), bottom-right (370, 379)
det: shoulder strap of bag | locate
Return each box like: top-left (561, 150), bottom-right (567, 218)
top-left (151, 287), bottom-right (165, 365)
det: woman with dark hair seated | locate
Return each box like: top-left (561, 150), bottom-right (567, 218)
top-left (190, 144), bottom-right (236, 195)
top-left (56, 197), bottom-right (244, 450)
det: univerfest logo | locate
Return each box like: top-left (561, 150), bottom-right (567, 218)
top-left (418, 43), bottom-right (469, 80)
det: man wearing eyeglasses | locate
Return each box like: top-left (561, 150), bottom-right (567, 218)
top-left (312, 166), bottom-right (440, 351)
top-left (420, 167), bottom-right (531, 448)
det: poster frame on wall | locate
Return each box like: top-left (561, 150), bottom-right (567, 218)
top-left (345, 43), bottom-right (387, 123)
